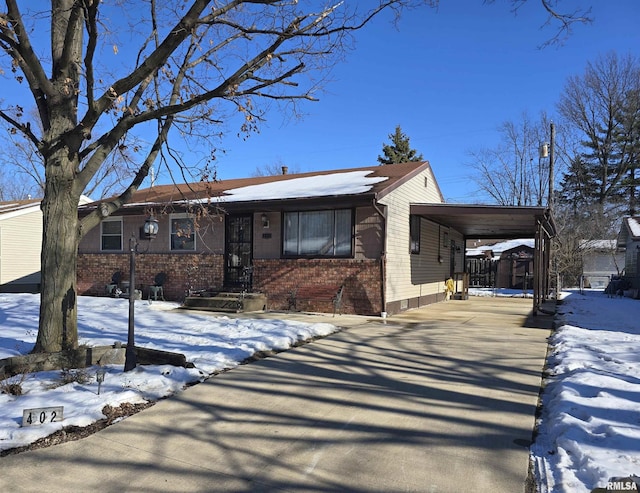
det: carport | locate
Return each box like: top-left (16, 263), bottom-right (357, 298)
top-left (410, 203), bottom-right (556, 314)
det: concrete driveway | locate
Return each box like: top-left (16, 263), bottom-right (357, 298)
top-left (0, 296), bottom-right (553, 492)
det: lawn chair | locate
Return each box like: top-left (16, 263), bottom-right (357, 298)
top-left (148, 272), bottom-right (167, 301)
top-left (106, 271), bottom-right (123, 296)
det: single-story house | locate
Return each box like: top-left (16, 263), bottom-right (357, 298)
top-left (617, 217), bottom-right (640, 291)
top-left (77, 161), bottom-right (555, 315)
top-left (0, 198), bottom-right (43, 292)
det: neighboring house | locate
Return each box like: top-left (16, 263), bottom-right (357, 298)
top-left (579, 240), bottom-right (624, 289)
top-left (0, 196), bottom-right (94, 293)
top-left (77, 162), bottom-right (555, 315)
top-left (617, 217), bottom-right (640, 291)
top-left (466, 239), bottom-right (535, 290)
top-left (0, 198), bottom-right (43, 293)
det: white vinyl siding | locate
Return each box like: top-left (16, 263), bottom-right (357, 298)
top-left (378, 167), bottom-right (462, 307)
top-left (0, 210), bottom-right (41, 286)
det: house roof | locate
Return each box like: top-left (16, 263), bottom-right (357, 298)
top-left (0, 198), bottom-right (42, 220)
top-left (410, 203), bottom-right (556, 239)
top-left (95, 161), bottom-right (440, 213)
top-left (466, 238), bottom-right (535, 257)
top-left (0, 196), bottom-right (93, 221)
top-left (579, 239), bottom-right (618, 251)
top-left (617, 217), bottom-right (640, 247)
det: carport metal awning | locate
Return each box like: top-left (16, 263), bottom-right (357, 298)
top-left (409, 203), bottom-right (555, 239)
top-left (410, 203), bottom-right (556, 315)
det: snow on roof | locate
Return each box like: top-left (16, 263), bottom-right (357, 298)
top-left (213, 171), bottom-right (388, 203)
top-left (628, 217), bottom-right (640, 238)
top-left (466, 238), bottom-right (534, 257)
top-left (0, 198), bottom-right (42, 220)
top-left (579, 239), bottom-right (617, 250)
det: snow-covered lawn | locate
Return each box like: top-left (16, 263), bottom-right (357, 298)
top-left (530, 290), bottom-right (640, 493)
top-left (1, 289), bottom-right (639, 493)
top-left (0, 293), bottom-right (336, 453)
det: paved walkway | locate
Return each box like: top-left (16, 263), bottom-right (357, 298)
top-left (1, 296), bottom-right (553, 492)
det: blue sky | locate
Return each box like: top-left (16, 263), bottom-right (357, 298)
top-left (196, 1), bottom-right (640, 203)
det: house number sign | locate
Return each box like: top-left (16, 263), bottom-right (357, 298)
top-left (22, 406), bottom-right (64, 427)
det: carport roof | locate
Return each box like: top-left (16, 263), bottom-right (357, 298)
top-left (410, 203), bottom-right (556, 239)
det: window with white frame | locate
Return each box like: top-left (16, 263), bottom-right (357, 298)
top-left (283, 209), bottom-right (352, 257)
top-left (170, 215), bottom-right (196, 251)
top-left (101, 218), bottom-right (123, 251)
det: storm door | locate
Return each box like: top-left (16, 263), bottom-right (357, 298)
top-left (224, 214), bottom-right (253, 290)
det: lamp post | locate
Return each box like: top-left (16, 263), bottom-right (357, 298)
top-left (124, 215), bottom-right (159, 372)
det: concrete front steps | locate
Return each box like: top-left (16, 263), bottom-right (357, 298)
top-left (180, 292), bottom-right (267, 313)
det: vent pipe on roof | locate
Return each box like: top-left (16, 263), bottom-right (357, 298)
top-left (281, 166), bottom-right (288, 175)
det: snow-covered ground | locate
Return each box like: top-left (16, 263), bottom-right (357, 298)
top-left (0, 293), bottom-right (336, 453)
top-left (530, 290), bottom-right (640, 493)
top-left (1, 290), bottom-right (639, 493)
top-left (472, 287), bottom-right (640, 491)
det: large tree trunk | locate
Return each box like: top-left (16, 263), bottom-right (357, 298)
top-left (32, 0), bottom-right (84, 353)
top-left (34, 164), bottom-right (82, 353)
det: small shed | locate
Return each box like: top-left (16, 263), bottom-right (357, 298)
top-left (579, 239), bottom-right (624, 289)
top-left (617, 217), bottom-right (640, 290)
top-left (466, 239), bottom-right (535, 290)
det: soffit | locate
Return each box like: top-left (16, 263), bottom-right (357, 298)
top-left (410, 203), bottom-right (555, 239)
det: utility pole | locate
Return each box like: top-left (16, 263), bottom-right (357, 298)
top-left (548, 122), bottom-right (555, 210)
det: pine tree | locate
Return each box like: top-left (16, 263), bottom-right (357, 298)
top-left (377, 126), bottom-right (423, 165)
top-left (558, 52), bottom-right (640, 215)
top-left (616, 88), bottom-right (640, 215)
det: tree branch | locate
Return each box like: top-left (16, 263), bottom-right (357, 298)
top-left (2, 1), bottom-right (55, 128)
top-left (0, 109), bottom-right (41, 147)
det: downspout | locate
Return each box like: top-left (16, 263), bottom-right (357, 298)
top-left (372, 197), bottom-right (387, 315)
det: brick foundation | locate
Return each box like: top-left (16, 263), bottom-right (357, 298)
top-left (253, 258), bottom-right (382, 315)
top-left (77, 253), bottom-right (224, 301)
top-left (78, 254), bottom-right (383, 315)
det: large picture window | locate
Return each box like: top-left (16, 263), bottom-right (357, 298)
top-left (171, 215), bottom-right (195, 251)
top-left (101, 218), bottom-right (122, 251)
top-left (283, 209), bottom-right (352, 257)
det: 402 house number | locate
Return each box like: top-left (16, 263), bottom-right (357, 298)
top-left (22, 406), bottom-right (64, 427)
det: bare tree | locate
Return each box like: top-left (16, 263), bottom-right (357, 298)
top-left (0, 107), bottom-right (134, 199)
top-left (469, 112), bottom-right (565, 206)
top-left (558, 52), bottom-right (640, 215)
top-left (0, 1), bottom-right (594, 354)
top-left (494, 0), bottom-right (593, 47)
top-left (552, 199), bottom-right (621, 288)
top-left (0, 1), bottom-right (443, 353)
top-left (252, 158), bottom-right (301, 177)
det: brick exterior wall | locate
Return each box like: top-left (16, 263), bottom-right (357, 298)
top-left (77, 253), bottom-right (224, 301)
top-left (253, 258), bottom-right (383, 316)
top-left (78, 254), bottom-right (383, 315)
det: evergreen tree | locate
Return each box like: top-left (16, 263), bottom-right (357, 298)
top-left (557, 52), bottom-right (640, 215)
top-left (616, 88), bottom-right (640, 215)
top-left (377, 126), bottom-right (423, 165)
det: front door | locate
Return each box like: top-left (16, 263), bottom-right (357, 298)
top-left (224, 214), bottom-right (253, 290)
